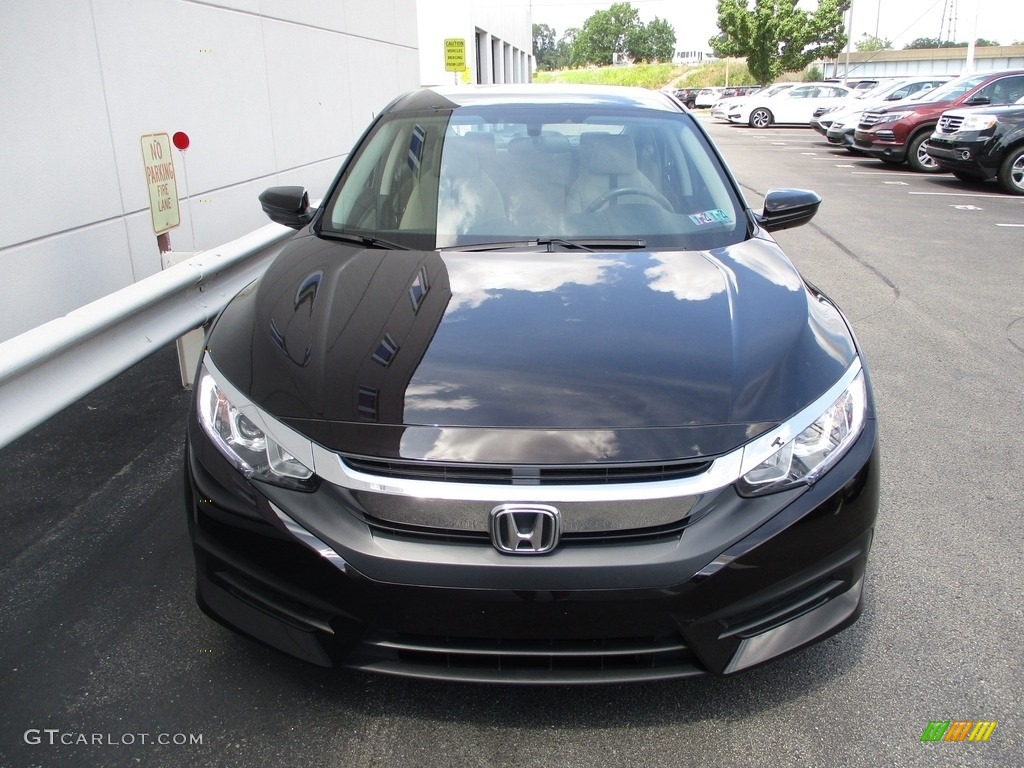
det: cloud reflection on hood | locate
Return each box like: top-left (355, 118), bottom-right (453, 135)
top-left (644, 252), bottom-right (726, 301)
top-left (441, 253), bottom-right (620, 312)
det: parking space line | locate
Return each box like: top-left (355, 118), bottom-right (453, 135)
top-left (909, 191), bottom-right (1024, 200)
top-left (851, 171), bottom-right (920, 177)
top-left (996, 223), bottom-right (1024, 227)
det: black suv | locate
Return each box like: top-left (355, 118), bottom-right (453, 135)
top-left (927, 99), bottom-right (1024, 194)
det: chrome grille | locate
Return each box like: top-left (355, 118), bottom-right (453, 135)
top-left (341, 455), bottom-right (713, 485)
top-left (858, 111), bottom-right (884, 128)
top-left (937, 114), bottom-right (964, 134)
top-left (363, 514), bottom-right (694, 545)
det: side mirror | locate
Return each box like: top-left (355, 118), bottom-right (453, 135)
top-left (259, 186), bottom-right (314, 229)
top-left (965, 94), bottom-right (991, 106)
top-left (757, 188), bottom-right (821, 232)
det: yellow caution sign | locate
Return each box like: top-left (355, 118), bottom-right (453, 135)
top-left (444, 38), bottom-right (466, 72)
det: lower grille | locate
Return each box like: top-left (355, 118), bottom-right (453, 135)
top-left (350, 631), bottom-right (705, 683)
top-left (718, 578), bottom-right (844, 640)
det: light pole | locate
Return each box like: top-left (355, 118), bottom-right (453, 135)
top-left (965, 0), bottom-right (980, 72)
top-left (843, 1), bottom-right (854, 80)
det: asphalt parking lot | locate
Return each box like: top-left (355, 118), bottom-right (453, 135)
top-left (2, 112), bottom-right (1022, 768)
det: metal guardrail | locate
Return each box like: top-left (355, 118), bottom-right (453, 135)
top-left (0, 222), bottom-right (296, 449)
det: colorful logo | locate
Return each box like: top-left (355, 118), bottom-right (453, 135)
top-left (921, 721), bottom-right (997, 742)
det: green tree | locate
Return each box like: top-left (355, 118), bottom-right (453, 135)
top-left (904, 37), bottom-right (1000, 49)
top-left (628, 16), bottom-right (676, 62)
top-left (554, 31), bottom-right (575, 70)
top-left (856, 34), bottom-right (892, 52)
top-left (534, 24), bottom-right (559, 71)
top-left (709, 0), bottom-right (851, 85)
top-left (573, 2), bottom-right (642, 66)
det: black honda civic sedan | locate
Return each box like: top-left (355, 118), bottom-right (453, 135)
top-left (185, 85), bottom-right (880, 683)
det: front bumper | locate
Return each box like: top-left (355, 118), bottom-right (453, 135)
top-left (826, 125), bottom-right (855, 147)
top-left (853, 128), bottom-right (908, 161)
top-left (925, 136), bottom-right (998, 179)
top-left (185, 416), bottom-right (880, 684)
top-left (810, 118), bottom-right (834, 136)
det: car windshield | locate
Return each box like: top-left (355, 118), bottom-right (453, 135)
top-left (321, 103), bottom-right (746, 251)
top-left (857, 79), bottom-right (908, 99)
top-left (920, 73), bottom-right (990, 103)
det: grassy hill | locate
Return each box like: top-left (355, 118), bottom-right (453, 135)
top-left (532, 60), bottom-right (758, 90)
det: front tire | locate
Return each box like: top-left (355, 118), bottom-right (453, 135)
top-left (997, 146), bottom-right (1024, 195)
top-left (749, 108), bottom-right (773, 129)
top-left (906, 132), bottom-right (942, 173)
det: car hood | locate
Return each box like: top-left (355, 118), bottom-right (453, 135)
top-left (208, 235), bottom-right (857, 462)
top-left (941, 103), bottom-right (1024, 120)
top-left (870, 97), bottom-right (957, 114)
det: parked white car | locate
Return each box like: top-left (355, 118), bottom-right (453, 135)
top-left (694, 87), bottom-right (725, 108)
top-left (728, 83), bottom-right (853, 128)
top-left (711, 85), bottom-right (788, 122)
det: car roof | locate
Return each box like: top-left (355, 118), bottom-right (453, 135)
top-left (389, 84), bottom-right (682, 114)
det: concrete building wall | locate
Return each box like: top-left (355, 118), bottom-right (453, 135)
top-left (417, 0), bottom-right (533, 87)
top-left (0, 0), bottom-right (420, 343)
top-left (822, 45), bottom-right (1024, 79)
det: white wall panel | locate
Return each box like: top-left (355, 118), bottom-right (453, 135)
top-left (343, 0), bottom-right (399, 44)
top-left (0, 0), bottom-right (124, 250)
top-left (0, 222), bottom-right (135, 342)
top-left (0, 0), bottom-right (421, 344)
top-left (91, 0), bottom-right (277, 210)
top-left (346, 37), bottom-right (414, 125)
top-left (258, 0), bottom-right (345, 32)
top-left (263, 20), bottom-right (356, 171)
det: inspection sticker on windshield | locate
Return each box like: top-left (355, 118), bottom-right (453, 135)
top-left (689, 209), bottom-right (732, 226)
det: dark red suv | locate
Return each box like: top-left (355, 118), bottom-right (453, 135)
top-left (854, 70), bottom-right (1024, 172)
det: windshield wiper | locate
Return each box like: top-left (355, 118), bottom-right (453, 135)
top-left (443, 237), bottom-right (647, 253)
top-left (319, 230), bottom-right (409, 250)
top-left (538, 237), bottom-right (647, 251)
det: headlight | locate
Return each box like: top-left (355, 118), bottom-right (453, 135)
top-left (738, 370), bottom-right (867, 496)
top-left (196, 364), bottom-right (317, 491)
top-left (959, 113), bottom-right (998, 132)
top-left (873, 110), bottom-right (913, 124)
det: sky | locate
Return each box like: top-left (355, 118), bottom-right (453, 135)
top-left (528, 0), bottom-right (1024, 52)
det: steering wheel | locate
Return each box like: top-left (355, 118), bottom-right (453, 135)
top-left (585, 187), bottom-right (674, 213)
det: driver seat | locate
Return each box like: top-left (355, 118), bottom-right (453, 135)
top-left (566, 133), bottom-right (661, 212)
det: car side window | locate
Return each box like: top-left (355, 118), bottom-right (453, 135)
top-left (995, 76), bottom-right (1024, 105)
